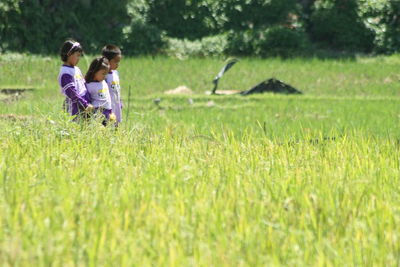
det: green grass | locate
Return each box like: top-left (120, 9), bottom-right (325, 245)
top-left (1, 53), bottom-right (400, 266)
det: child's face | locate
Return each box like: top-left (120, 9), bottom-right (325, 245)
top-left (94, 68), bottom-right (108, 82)
top-left (109, 55), bottom-right (122, 70)
top-left (67, 51), bottom-right (81, 66)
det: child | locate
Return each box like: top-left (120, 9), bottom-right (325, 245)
top-left (85, 57), bottom-right (116, 125)
top-left (102, 45), bottom-right (123, 123)
top-left (58, 40), bottom-right (93, 118)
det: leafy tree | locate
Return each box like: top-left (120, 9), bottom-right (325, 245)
top-left (1, 0), bottom-right (129, 54)
top-left (308, 0), bottom-right (375, 52)
top-left (360, 0), bottom-right (400, 53)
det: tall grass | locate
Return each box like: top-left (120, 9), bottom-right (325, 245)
top-left (1, 53), bottom-right (400, 97)
top-left (1, 54), bottom-right (400, 265)
top-left (1, 120), bottom-right (399, 265)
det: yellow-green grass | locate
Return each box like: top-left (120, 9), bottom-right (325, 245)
top-left (1, 54), bottom-right (400, 265)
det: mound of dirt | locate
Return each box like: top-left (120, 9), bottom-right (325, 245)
top-left (165, 86), bottom-right (193, 95)
top-left (205, 90), bottom-right (241, 95)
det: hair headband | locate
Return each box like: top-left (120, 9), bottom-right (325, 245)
top-left (67, 42), bottom-right (81, 55)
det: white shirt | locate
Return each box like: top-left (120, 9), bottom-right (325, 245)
top-left (86, 81), bottom-right (112, 110)
top-left (106, 70), bottom-right (122, 121)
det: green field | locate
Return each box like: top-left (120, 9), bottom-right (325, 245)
top-left (1, 54), bottom-right (400, 266)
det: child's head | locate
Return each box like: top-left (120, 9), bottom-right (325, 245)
top-left (85, 57), bottom-right (110, 83)
top-left (60, 39), bottom-right (83, 66)
top-left (102, 44), bottom-right (122, 71)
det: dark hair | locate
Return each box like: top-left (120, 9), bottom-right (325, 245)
top-left (60, 39), bottom-right (83, 62)
top-left (85, 57), bottom-right (110, 83)
top-left (102, 44), bottom-right (122, 61)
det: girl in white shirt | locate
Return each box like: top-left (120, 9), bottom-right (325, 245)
top-left (85, 57), bottom-right (116, 125)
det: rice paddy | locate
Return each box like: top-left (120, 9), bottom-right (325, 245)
top-left (1, 53), bottom-right (399, 266)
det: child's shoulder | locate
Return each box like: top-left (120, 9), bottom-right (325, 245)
top-left (87, 81), bottom-right (107, 87)
top-left (106, 71), bottom-right (119, 82)
top-left (60, 65), bottom-right (81, 75)
top-left (107, 70), bottom-right (118, 75)
top-left (86, 81), bottom-right (99, 86)
top-left (102, 80), bottom-right (109, 87)
top-left (111, 70), bottom-right (120, 76)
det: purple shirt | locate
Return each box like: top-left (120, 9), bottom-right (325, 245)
top-left (58, 65), bottom-right (90, 116)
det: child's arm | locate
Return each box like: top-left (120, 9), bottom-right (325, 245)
top-left (61, 74), bottom-right (90, 109)
top-left (103, 109), bottom-right (116, 122)
top-left (103, 109), bottom-right (111, 118)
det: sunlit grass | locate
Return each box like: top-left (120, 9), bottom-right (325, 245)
top-left (1, 54), bottom-right (400, 265)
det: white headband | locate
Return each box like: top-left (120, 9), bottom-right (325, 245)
top-left (67, 42), bottom-right (81, 54)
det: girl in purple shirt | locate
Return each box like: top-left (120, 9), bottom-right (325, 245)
top-left (57, 40), bottom-right (93, 118)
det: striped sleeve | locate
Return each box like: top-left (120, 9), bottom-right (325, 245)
top-left (61, 74), bottom-right (89, 108)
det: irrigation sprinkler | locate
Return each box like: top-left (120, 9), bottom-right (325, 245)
top-left (211, 58), bottom-right (239, 95)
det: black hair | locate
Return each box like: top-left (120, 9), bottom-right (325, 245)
top-left (60, 39), bottom-right (83, 62)
top-left (85, 57), bottom-right (110, 83)
top-left (102, 44), bottom-right (122, 61)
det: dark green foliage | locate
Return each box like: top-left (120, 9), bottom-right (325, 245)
top-left (123, 1), bottom-right (167, 55)
top-left (226, 26), bottom-right (309, 57)
top-left (360, 1), bottom-right (400, 54)
top-left (255, 26), bottom-right (310, 57)
top-left (0, 0), bottom-right (399, 56)
top-left (225, 30), bottom-right (256, 56)
top-left (164, 34), bottom-right (228, 58)
top-left (146, 0), bottom-right (300, 39)
top-left (221, 0), bottom-right (300, 31)
top-left (122, 21), bottom-right (166, 56)
top-left (308, 0), bottom-right (375, 52)
top-left (0, 0), bottom-right (21, 52)
top-left (223, 0), bottom-right (303, 57)
top-left (0, 0), bottom-right (129, 54)
top-left (146, 0), bottom-right (214, 40)
top-left (379, 1), bottom-right (400, 54)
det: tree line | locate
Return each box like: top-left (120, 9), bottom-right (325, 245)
top-left (0, 0), bottom-right (399, 57)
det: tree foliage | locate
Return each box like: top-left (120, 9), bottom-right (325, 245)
top-left (0, 0), bottom-right (399, 56)
top-left (0, 0), bottom-right (129, 54)
top-left (359, 0), bottom-right (400, 54)
top-left (308, 0), bottom-right (375, 52)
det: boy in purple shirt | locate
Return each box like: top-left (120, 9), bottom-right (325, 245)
top-left (102, 45), bottom-right (123, 124)
top-left (58, 40), bottom-right (93, 118)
